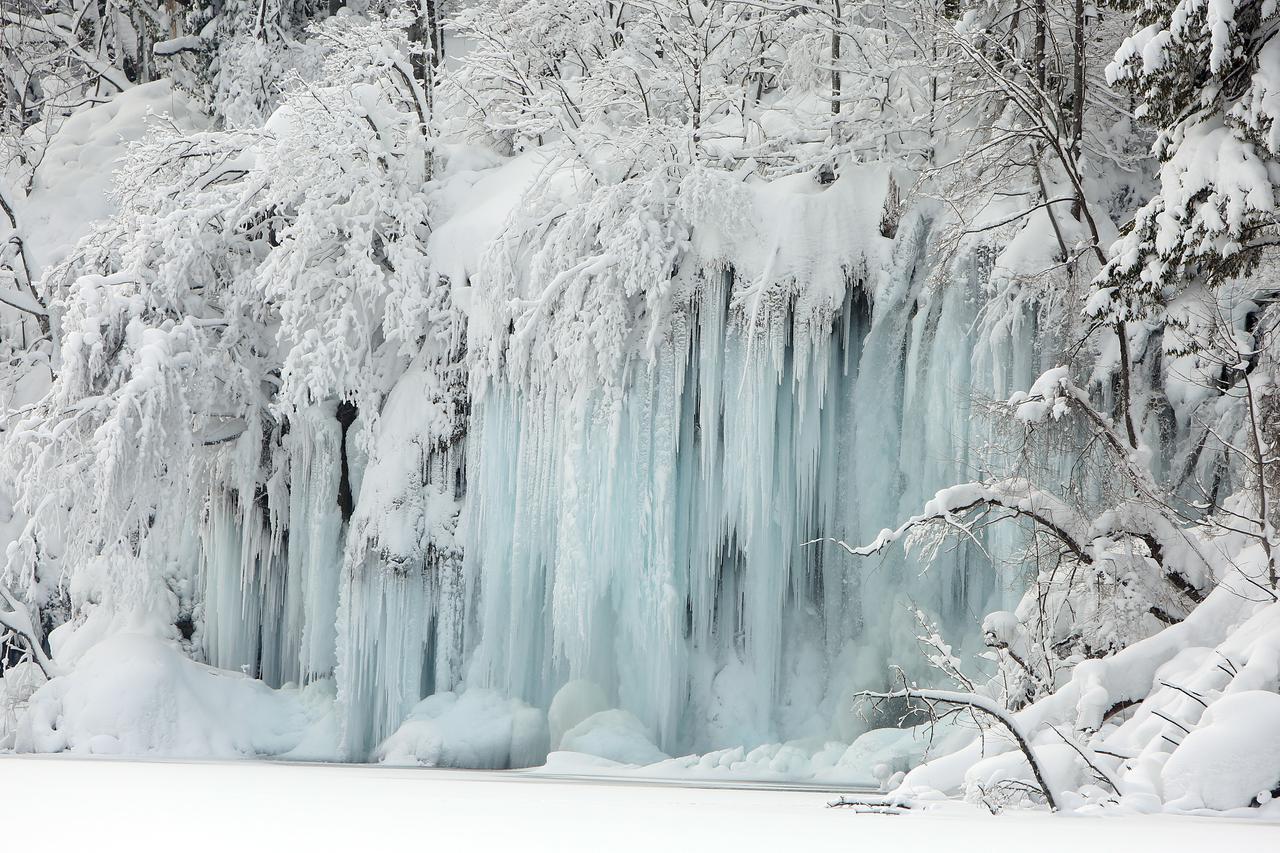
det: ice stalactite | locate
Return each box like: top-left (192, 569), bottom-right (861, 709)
top-left (280, 405), bottom-right (344, 684)
top-left (198, 405), bottom-right (344, 689)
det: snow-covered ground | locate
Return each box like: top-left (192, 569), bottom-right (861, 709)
top-left (0, 757), bottom-right (1275, 851)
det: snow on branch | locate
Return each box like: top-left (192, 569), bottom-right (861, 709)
top-left (1009, 365), bottom-right (1154, 482)
top-left (0, 583), bottom-right (56, 677)
top-left (153, 36), bottom-right (208, 57)
top-left (816, 477), bottom-right (1093, 563)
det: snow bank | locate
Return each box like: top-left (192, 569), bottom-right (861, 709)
top-left (884, 549), bottom-right (1280, 814)
top-left (15, 634), bottom-right (335, 758)
top-left (7, 757), bottom-right (1279, 853)
top-left (376, 689), bottom-right (549, 768)
top-left (1161, 691), bottom-right (1280, 810)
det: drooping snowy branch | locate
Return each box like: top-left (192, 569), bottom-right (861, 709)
top-left (0, 582), bottom-right (55, 677)
top-left (820, 477), bottom-right (1094, 563)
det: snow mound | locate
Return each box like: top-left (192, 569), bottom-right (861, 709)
top-left (558, 709), bottom-right (670, 766)
top-left (548, 679), bottom-right (609, 750)
top-left (1162, 691), bottom-right (1280, 810)
top-left (15, 634), bottom-right (334, 758)
top-left (376, 689), bottom-right (549, 769)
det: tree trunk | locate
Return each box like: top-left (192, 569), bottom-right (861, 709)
top-left (831, 0), bottom-right (842, 116)
top-left (408, 0), bottom-right (443, 98)
top-left (1072, 0), bottom-right (1086, 157)
top-left (1034, 0), bottom-right (1047, 91)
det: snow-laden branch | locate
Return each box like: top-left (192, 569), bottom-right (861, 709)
top-left (0, 584), bottom-right (57, 677)
top-left (818, 477), bottom-right (1093, 563)
top-left (0, 9), bottom-right (132, 93)
top-left (1092, 501), bottom-right (1215, 601)
top-left (1009, 366), bottom-right (1153, 486)
top-left (0, 181), bottom-right (50, 331)
top-left (153, 36), bottom-right (208, 57)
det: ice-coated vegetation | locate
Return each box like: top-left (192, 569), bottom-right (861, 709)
top-left (1, 0), bottom-right (1278, 820)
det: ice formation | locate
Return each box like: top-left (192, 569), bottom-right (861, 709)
top-left (0, 80), bottom-right (1101, 771)
top-left (5, 79), bottom-right (1045, 764)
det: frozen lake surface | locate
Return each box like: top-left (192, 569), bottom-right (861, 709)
top-left (1, 756), bottom-right (1276, 851)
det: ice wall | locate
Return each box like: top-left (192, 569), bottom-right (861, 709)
top-left (442, 210), bottom-right (1048, 758)
top-left (330, 180), bottom-right (1061, 758)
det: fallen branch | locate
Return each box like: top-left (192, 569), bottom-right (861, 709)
top-left (827, 796), bottom-right (910, 814)
top-left (857, 687), bottom-right (1059, 811)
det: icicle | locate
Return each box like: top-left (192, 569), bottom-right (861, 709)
top-left (280, 404), bottom-right (344, 684)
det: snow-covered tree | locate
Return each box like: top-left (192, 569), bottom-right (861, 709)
top-left (4, 10), bottom-right (447, 678)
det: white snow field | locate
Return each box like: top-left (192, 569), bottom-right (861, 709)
top-left (0, 756), bottom-right (1275, 852)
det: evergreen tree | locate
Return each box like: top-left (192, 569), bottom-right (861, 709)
top-left (1097, 0), bottom-right (1280, 319)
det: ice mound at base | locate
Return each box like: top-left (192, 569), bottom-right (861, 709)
top-left (547, 680), bottom-right (609, 751)
top-left (534, 720), bottom-right (972, 784)
top-left (1161, 691), bottom-right (1280, 810)
top-left (557, 709), bottom-right (671, 766)
top-left (14, 634), bottom-right (336, 758)
top-left (834, 724), bottom-right (968, 782)
top-left (376, 689), bottom-right (549, 768)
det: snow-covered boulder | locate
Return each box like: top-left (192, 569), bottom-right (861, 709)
top-left (1162, 691), bottom-right (1280, 810)
top-left (376, 689), bottom-right (549, 769)
top-left (557, 709), bottom-right (669, 766)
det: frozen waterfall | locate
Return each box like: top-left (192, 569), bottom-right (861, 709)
top-left (328, 197), bottom-right (1056, 760)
